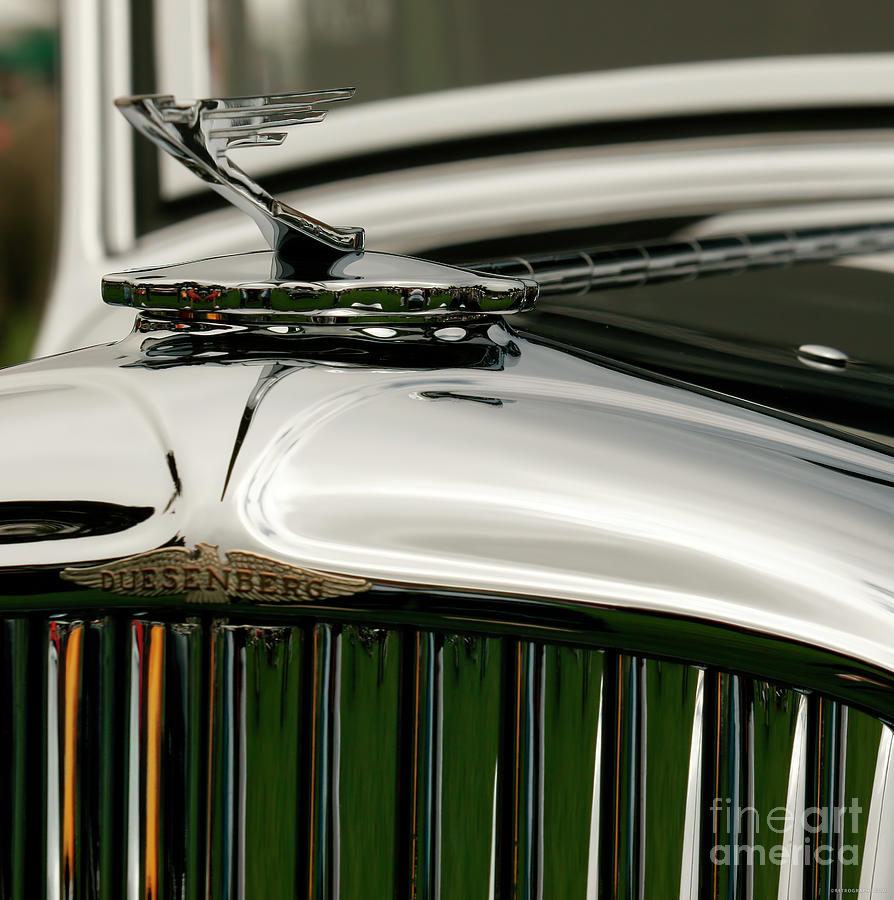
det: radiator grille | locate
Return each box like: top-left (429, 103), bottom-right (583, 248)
top-left (0, 612), bottom-right (889, 899)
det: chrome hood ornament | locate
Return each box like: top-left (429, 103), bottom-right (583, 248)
top-left (115, 90), bottom-right (364, 257)
top-left (105, 89), bottom-right (537, 324)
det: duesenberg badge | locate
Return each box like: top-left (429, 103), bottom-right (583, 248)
top-left (60, 542), bottom-right (371, 604)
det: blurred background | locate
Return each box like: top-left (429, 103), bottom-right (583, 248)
top-left (0, 0), bottom-right (56, 366)
top-left (1, 0), bottom-right (892, 366)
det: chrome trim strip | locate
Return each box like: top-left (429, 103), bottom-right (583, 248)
top-left (777, 693), bottom-right (809, 900)
top-left (860, 725), bottom-right (894, 893)
top-left (474, 222), bottom-right (894, 296)
top-left (45, 630), bottom-right (60, 900)
top-left (488, 762), bottom-right (498, 900)
top-left (678, 669), bottom-right (704, 900)
top-left (125, 624), bottom-right (140, 900)
top-left (585, 675), bottom-right (603, 900)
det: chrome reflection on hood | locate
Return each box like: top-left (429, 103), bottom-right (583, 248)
top-left (2, 316), bottom-right (894, 679)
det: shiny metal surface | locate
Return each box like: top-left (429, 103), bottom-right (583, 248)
top-left (43, 128), bottom-right (894, 354)
top-left (115, 91), bottom-right (365, 256)
top-left (9, 186), bottom-right (894, 893)
top-left (797, 344), bottom-right (850, 371)
top-left (127, 618), bottom-right (203, 899)
top-left (516, 258), bottom-right (894, 453)
top-left (109, 93), bottom-right (537, 324)
top-left (475, 222), bottom-right (894, 295)
top-left (101, 250), bottom-right (537, 324)
top-left (4, 303), bottom-right (894, 891)
top-left (208, 621), bottom-right (303, 898)
top-left (45, 617), bottom-right (116, 900)
top-left (42, 29), bottom-right (894, 357)
top-left (3, 316), bottom-right (894, 677)
top-left (0, 620), bottom-right (27, 900)
top-left (24, 8), bottom-right (894, 891)
top-left (0, 606), bottom-right (892, 895)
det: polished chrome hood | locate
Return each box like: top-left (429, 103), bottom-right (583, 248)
top-left (3, 317), bottom-right (894, 676)
top-left (7, 86), bottom-right (894, 678)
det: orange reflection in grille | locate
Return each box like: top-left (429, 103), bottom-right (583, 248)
top-left (145, 624), bottom-right (165, 900)
top-left (62, 623), bottom-right (83, 886)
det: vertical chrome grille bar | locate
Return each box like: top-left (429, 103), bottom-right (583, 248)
top-left (163, 620), bottom-right (204, 900)
top-left (127, 620), bottom-right (181, 900)
top-left (45, 621), bottom-right (65, 900)
top-left (241, 624), bottom-right (303, 900)
top-left (208, 622), bottom-right (304, 900)
top-left (328, 626), bottom-right (401, 899)
top-left (638, 659), bottom-right (702, 899)
top-left (83, 617), bottom-right (117, 900)
top-left (125, 622), bottom-right (142, 900)
top-left (601, 653), bottom-right (642, 899)
top-left (777, 691), bottom-right (810, 900)
top-left (747, 682), bottom-right (804, 899)
top-left (206, 620), bottom-right (238, 899)
top-left (436, 634), bottom-right (503, 899)
top-left (509, 642), bottom-right (544, 900)
top-left (806, 698), bottom-right (844, 899)
top-left (539, 645), bottom-right (604, 898)
top-left (679, 669), bottom-right (706, 900)
top-left (0, 618), bottom-right (28, 900)
top-left (857, 723), bottom-right (894, 891)
top-left (701, 672), bottom-right (749, 900)
top-left (306, 623), bottom-right (336, 900)
top-left (44, 618), bottom-right (116, 900)
top-left (586, 674), bottom-right (605, 900)
top-left (145, 623), bottom-right (165, 900)
top-left (409, 630), bottom-right (442, 900)
top-left (840, 708), bottom-right (885, 892)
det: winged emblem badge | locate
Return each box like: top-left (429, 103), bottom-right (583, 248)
top-left (60, 542), bottom-right (371, 605)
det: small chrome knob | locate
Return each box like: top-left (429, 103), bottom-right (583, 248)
top-left (796, 344), bottom-right (849, 371)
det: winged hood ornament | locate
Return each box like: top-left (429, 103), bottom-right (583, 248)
top-left (61, 542), bottom-right (371, 605)
top-left (115, 90), bottom-right (364, 259)
top-left (104, 89), bottom-right (538, 324)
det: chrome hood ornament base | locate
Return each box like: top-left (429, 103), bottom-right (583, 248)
top-left (106, 90), bottom-right (537, 324)
top-left (102, 249), bottom-right (537, 324)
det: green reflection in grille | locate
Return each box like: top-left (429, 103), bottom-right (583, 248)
top-left (440, 634), bottom-right (503, 898)
top-left (336, 626), bottom-right (401, 899)
top-left (541, 644), bottom-right (604, 898)
top-left (641, 659), bottom-right (699, 899)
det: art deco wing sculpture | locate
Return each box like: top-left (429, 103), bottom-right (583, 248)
top-left (107, 89), bottom-right (538, 322)
top-left (115, 90), bottom-right (365, 258)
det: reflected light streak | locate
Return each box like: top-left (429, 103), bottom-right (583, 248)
top-left (145, 624), bottom-right (165, 900)
top-left (62, 623), bottom-right (83, 891)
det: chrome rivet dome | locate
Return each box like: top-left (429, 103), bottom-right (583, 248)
top-left (797, 343), bottom-right (849, 371)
